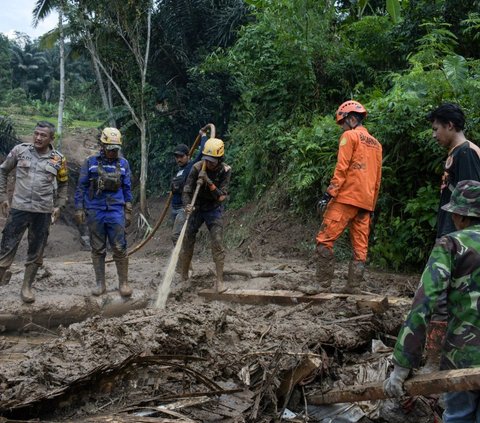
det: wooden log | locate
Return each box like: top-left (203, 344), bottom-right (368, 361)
top-left (198, 289), bottom-right (398, 313)
top-left (308, 368), bottom-right (480, 405)
top-left (0, 296), bottom-right (148, 332)
top-left (277, 356), bottom-right (322, 399)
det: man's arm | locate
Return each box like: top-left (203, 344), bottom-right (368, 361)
top-left (393, 238), bottom-right (453, 368)
top-left (74, 158), bottom-right (90, 210)
top-left (0, 146), bottom-right (19, 202)
top-left (326, 132), bottom-right (355, 197)
top-left (192, 134), bottom-right (208, 163)
top-left (55, 156), bottom-right (69, 208)
top-left (122, 159), bottom-right (133, 204)
top-left (373, 148), bottom-right (382, 206)
top-left (208, 165), bottom-right (231, 202)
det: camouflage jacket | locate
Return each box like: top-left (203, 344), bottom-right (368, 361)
top-left (0, 143), bottom-right (68, 213)
top-left (182, 161), bottom-right (231, 212)
top-left (393, 224), bottom-right (480, 370)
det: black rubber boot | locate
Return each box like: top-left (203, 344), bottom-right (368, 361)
top-left (0, 267), bottom-right (12, 286)
top-left (91, 256), bottom-right (106, 296)
top-left (116, 258), bottom-right (132, 297)
top-left (21, 263), bottom-right (39, 303)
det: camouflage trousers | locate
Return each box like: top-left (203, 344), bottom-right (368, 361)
top-left (0, 208), bottom-right (51, 268)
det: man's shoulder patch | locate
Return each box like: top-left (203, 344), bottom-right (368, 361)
top-left (339, 137), bottom-right (348, 147)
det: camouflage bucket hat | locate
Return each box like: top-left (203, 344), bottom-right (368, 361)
top-left (441, 180), bottom-right (480, 218)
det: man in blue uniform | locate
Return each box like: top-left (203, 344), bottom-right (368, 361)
top-left (74, 128), bottom-right (133, 297)
top-left (170, 129), bottom-right (208, 244)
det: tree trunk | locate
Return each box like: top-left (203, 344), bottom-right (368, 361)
top-left (57, 10), bottom-right (65, 150)
top-left (139, 117), bottom-right (148, 215)
top-left (85, 37), bottom-right (115, 127)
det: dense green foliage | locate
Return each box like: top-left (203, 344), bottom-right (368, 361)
top-left (1, 0), bottom-right (480, 270)
top-left (0, 32), bottom-right (102, 124)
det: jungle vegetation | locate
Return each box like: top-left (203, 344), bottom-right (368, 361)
top-left (0, 0), bottom-right (479, 270)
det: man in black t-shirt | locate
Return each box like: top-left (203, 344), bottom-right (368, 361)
top-left (424, 103), bottom-right (480, 371)
top-left (429, 103), bottom-right (480, 238)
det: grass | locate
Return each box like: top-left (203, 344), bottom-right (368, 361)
top-left (0, 107), bottom-right (102, 136)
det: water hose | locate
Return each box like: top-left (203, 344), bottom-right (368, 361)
top-left (124, 123), bottom-right (215, 257)
top-left (64, 123), bottom-right (216, 265)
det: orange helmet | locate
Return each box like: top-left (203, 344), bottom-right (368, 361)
top-left (336, 100), bottom-right (367, 123)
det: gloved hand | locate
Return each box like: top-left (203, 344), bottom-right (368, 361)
top-left (316, 192), bottom-right (333, 216)
top-left (185, 204), bottom-right (195, 215)
top-left (51, 207), bottom-right (61, 224)
top-left (125, 202), bottom-right (133, 228)
top-left (75, 209), bottom-right (86, 225)
top-left (383, 365), bottom-right (410, 397)
top-left (1, 200), bottom-right (10, 218)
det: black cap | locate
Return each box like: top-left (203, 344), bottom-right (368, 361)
top-left (173, 144), bottom-right (189, 156)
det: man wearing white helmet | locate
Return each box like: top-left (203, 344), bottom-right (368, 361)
top-left (74, 127), bottom-right (133, 298)
top-left (178, 137), bottom-right (231, 292)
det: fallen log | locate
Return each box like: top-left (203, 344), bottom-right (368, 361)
top-left (198, 289), bottom-right (400, 314)
top-left (308, 367), bottom-right (480, 405)
top-left (200, 268), bottom-right (287, 279)
top-left (0, 294), bottom-right (149, 332)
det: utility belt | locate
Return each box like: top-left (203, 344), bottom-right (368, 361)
top-left (89, 161), bottom-right (122, 199)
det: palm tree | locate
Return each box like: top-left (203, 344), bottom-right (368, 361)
top-left (10, 42), bottom-right (49, 97)
top-left (33, 0), bottom-right (66, 149)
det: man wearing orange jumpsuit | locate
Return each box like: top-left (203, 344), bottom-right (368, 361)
top-left (315, 100), bottom-right (382, 293)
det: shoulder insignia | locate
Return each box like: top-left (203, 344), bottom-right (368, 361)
top-left (339, 137), bottom-right (348, 147)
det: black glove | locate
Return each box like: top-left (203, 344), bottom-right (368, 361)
top-left (316, 192), bottom-right (332, 216)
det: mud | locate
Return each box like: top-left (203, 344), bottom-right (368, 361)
top-left (0, 130), bottom-right (428, 422)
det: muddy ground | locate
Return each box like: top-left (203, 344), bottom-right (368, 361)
top-left (0, 132), bottom-right (436, 422)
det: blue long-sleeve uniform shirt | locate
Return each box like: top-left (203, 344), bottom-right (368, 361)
top-left (74, 152), bottom-right (132, 211)
top-left (171, 135), bottom-right (207, 209)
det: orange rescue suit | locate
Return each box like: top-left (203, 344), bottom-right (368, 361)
top-left (316, 126), bottom-right (382, 262)
top-left (327, 127), bottom-right (382, 210)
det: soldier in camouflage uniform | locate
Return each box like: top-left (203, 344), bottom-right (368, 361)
top-left (384, 179), bottom-right (480, 423)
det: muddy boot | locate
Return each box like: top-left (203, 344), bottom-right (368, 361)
top-left (0, 267), bottom-right (12, 286)
top-left (214, 258), bottom-right (226, 293)
top-left (420, 320), bottom-right (447, 374)
top-left (316, 245), bottom-right (335, 287)
top-left (299, 245), bottom-right (335, 294)
top-left (91, 256), bottom-right (106, 296)
top-left (342, 260), bottom-right (364, 294)
top-left (177, 255), bottom-right (190, 282)
top-left (20, 263), bottom-right (39, 303)
top-left (178, 242), bottom-right (194, 282)
top-left (116, 258), bottom-right (132, 297)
